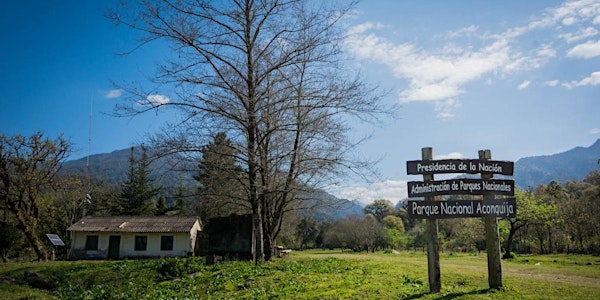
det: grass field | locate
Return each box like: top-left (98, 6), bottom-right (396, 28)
top-left (1, 250), bottom-right (599, 299)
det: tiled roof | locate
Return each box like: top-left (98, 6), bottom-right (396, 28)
top-left (67, 216), bottom-right (202, 233)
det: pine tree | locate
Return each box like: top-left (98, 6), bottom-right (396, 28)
top-left (119, 146), bottom-right (160, 216)
top-left (155, 196), bottom-right (168, 215)
top-left (194, 132), bottom-right (245, 219)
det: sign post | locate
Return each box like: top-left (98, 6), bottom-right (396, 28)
top-left (421, 147), bottom-right (441, 293)
top-left (480, 150), bottom-right (503, 289)
top-left (405, 148), bottom-right (514, 291)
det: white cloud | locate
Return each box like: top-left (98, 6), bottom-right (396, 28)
top-left (345, 26), bottom-right (514, 104)
top-left (566, 40), bottom-right (600, 58)
top-left (559, 27), bottom-right (598, 43)
top-left (138, 94), bottom-right (170, 107)
top-left (434, 98), bottom-right (461, 120)
top-left (563, 71), bottom-right (600, 88)
top-left (589, 128), bottom-right (600, 134)
top-left (344, 0), bottom-right (600, 119)
top-left (346, 1), bottom-right (600, 110)
top-left (446, 25), bottom-right (478, 39)
top-left (517, 80), bottom-right (531, 90)
top-left (562, 16), bottom-right (577, 25)
top-left (537, 43), bottom-right (556, 57)
top-left (105, 89), bottom-right (123, 99)
top-left (328, 180), bottom-right (408, 204)
top-left (544, 80), bottom-right (559, 86)
top-left (433, 152), bottom-right (464, 160)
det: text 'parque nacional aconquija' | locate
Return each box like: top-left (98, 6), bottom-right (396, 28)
top-left (407, 199), bottom-right (517, 219)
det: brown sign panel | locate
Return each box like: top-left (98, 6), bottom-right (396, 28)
top-left (407, 198), bottom-right (517, 219)
top-left (407, 179), bottom-right (514, 197)
top-left (406, 159), bottom-right (514, 176)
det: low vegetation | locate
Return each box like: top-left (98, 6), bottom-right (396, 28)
top-left (2, 250), bottom-right (599, 299)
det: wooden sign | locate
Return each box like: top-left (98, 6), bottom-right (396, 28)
top-left (406, 159), bottom-right (514, 175)
top-left (407, 198), bottom-right (517, 219)
top-left (407, 179), bottom-right (514, 197)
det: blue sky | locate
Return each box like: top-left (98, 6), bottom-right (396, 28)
top-left (1, 0), bottom-right (599, 204)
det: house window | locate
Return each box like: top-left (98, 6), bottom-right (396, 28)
top-left (161, 236), bottom-right (174, 251)
top-left (134, 236), bottom-right (147, 251)
top-left (85, 235), bottom-right (99, 250)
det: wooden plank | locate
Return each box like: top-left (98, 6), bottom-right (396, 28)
top-left (406, 159), bottom-right (513, 175)
top-left (407, 179), bottom-right (514, 197)
top-left (480, 150), bottom-right (503, 290)
top-left (421, 147), bottom-right (441, 293)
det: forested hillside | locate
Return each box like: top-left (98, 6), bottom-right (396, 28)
top-left (60, 147), bottom-right (363, 222)
top-left (60, 147), bottom-right (196, 187)
top-left (515, 139), bottom-right (600, 189)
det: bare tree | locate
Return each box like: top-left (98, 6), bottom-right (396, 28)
top-left (0, 133), bottom-right (70, 261)
top-left (109, 0), bottom-right (388, 261)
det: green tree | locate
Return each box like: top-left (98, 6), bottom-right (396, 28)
top-left (119, 146), bottom-right (160, 216)
top-left (562, 171), bottom-right (600, 254)
top-left (0, 224), bottom-right (24, 262)
top-left (295, 217), bottom-right (319, 250)
top-left (194, 132), bottom-right (245, 220)
top-left (363, 199), bottom-right (394, 223)
top-left (155, 196), bottom-right (168, 216)
top-left (85, 179), bottom-right (121, 216)
top-left (382, 215), bottom-right (406, 250)
top-left (36, 174), bottom-right (89, 259)
top-left (406, 220), bottom-right (427, 251)
top-left (534, 181), bottom-right (565, 253)
top-left (382, 215), bottom-right (405, 232)
top-left (323, 215), bottom-right (385, 252)
top-left (502, 189), bottom-right (557, 258)
top-left (440, 218), bottom-right (484, 253)
top-left (0, 133), bottom-right (70, 261)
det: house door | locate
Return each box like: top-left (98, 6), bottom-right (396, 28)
top-left (108, 236), bottom-right (120, 259)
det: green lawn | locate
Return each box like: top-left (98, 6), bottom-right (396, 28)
top-left (1, 250), bottom-right (599, 299)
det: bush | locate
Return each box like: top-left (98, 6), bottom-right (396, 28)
top-left (157, 257), bottom-right (187, 279)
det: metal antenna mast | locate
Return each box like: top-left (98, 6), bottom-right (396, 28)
top-left (84, 97), bottom-right (93, 217)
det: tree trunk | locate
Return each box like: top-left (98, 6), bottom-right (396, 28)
top-left (251, 202), bottom-right (264, 263)
top-left (547, 228), bottom-right (553, 254)
top-left (21, 224), bottom-right (47, 261)
top-left (264, 233), bottom-right (274, 261)
top-left (503, 225), bottom-right (517, 258)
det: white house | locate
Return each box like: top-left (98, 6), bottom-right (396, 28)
top-left (67, 216), bottom-right (202, 260)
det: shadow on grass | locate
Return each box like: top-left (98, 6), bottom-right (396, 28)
top-left (403, 288), bottom-right (496, 299)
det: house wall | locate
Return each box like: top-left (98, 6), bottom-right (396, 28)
top-left (69, 230), bottom-right (197, 259)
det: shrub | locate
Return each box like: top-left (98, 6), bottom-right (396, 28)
top-left (157, 258), bottom-right (186, 279)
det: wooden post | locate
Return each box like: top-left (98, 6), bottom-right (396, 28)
top-left (422, 147), bottom-right (441, 293)
top-left (479, 149), bottom-right (503, 289)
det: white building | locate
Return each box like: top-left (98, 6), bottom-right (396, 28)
top-left (67, 216), bottom-right (202, 260)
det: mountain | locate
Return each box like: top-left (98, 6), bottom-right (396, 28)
top-left (60, 147), bottom-right (196, 188)
top-left (514, 139), bottom-right (600, 189)
top-left (61, 139), bottom-right (600, 218)
top-left (297, 189), bottom-right (364, 222)
top-left (60, 148), bottom-right (363, 221)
